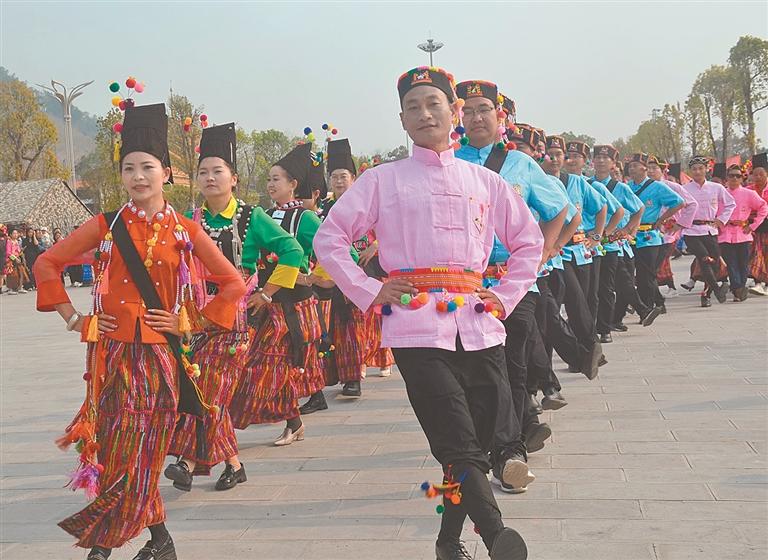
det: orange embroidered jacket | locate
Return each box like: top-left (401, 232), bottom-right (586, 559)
top-left (34, 210), bottom-right (247, 343)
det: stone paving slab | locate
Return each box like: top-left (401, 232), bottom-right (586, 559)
top-left (1, 256), bottom-right (767, 559)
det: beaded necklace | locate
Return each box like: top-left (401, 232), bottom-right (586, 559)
top-left (275, 199), bottom-right (303, 211)
top-left (200, 199), bottom-right (246, 235)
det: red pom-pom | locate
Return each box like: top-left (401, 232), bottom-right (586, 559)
top-left (436, 301), bottom-right (448, 312)
top-left (125, 77), bottom-right (137, 89)
top-left (484, 302), bottom-right (494, 313)
top-left (82, 372), bottom-right (91, 381)
top-left (200, 114), bottom-right (208, 121)
top-left (194, 145), bottom-right (201, 153)
top-left (331, 128), bottom-right (338, 135)
top-left (112, 122), bottom-right (123, 133)
top-left (183, 124), bottom-right (191, 132)
top-left (176, 240), bottom-right (187, 250)
top-left (201, 120), bottom-right (208, 128)
top-left (505, 141), bottom-right (517, 151)
top-left (118, 100), bottom-right (126, 111)
top-left (95, 463), bottom-right (105, 474)
top-left (99, 251), bottom-right (110, 262)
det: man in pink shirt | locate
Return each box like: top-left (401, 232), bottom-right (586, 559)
top-left (747, 154), bottom-right (768, 295)
top-left (681, 156), bottom-right (737, 306)
top-left (314, 66), bottom-right (542, 560)
top-left (648, 156), bottom-right (697, 303)
top-left (719, 164), bottom-right (768, 301)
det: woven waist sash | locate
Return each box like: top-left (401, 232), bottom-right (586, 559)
top-left (693, 219), bottom-right (716, 226)
top-left (727, 220), bottom-right (749, 227)
top-left (389, 268), bottom-right (483, 293)
top-left (637, 224), bottom-right (655, 232)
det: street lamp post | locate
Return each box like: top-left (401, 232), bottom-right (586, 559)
top-left (417, 37), bottom-right (444, 66)
top-left (36, 80), bottom-right (94, 191)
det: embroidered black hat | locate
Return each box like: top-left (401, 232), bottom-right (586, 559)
top-left (326, 138), bottom-right (357, 176)
top-left (397, 66), bottom-right (457, 105)
top-left (198, 122), bottom-right (236, 172)
top-left (628, 153), bottom-right (650, 166)
top-left (546, 135), bottom-right (566, 152)
top-left (566, 141), bottom-right (590, 159)
top-left (593, 145), bottom-right (619, 161)
top-left (456, 80), bottom-right (499, 104)
top-left (507, 123), bottom-right (542, 151)
top-left (120, 103), bottom-right (173, 183)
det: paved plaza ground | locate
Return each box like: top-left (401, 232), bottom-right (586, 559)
top-left (1, 256), bottom-right (767, 559)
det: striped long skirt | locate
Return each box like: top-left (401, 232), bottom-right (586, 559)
top-left (229, 297), bottom-right (323, 428)
top-left (363, 308), bottom-right (395, 368)
top-left (58, 340), bottom-right (178, 549)
top-left (328, 303), bottom-right (368, 384)
top-left (749, 231), bottom-right (768, 283)
top-left (168, 330), bottom-right (247, 475)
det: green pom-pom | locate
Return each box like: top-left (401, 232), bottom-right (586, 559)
top-left (436, 504), bottom-right (445, 514)
top-left (400, 293), bottom-right (412, 305)
top-left (109, 82), bottom-right (120, 93)
top-left (228, 346), bottom-right (237, 355)
top-left (459, 136), bottom-right (470, 146)
top-left (496, 142), bottom-right (505, 150)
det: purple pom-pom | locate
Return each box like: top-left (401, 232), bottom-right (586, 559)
top-left (382, 304), bottom-right (392, 316)
top-left (185, 241), bottom-right (194, 251)
top-left (474, 302), bottom-right (485, 313)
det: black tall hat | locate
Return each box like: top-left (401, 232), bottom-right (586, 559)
top-left (712, 163), bottom-right (727, 180)
top-left (305, 160), bottom-right (328, 200)
top-left (752, 152), bottom-right (767, 170)
top-left (326, 138), bottom-right (356, 175)
top-left (120, 103), bottom-right (173, 184)
top-left (274, 143), bottom-right (312, 195)
top-left (668, 163), bottom-right (681, 180)
top-left (199, 122), bottom-right (236, 172)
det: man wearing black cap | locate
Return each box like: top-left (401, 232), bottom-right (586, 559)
top-left (541, 135), bottom-right (607, 379)
top-left (315, 66), bottom-right (541, 560)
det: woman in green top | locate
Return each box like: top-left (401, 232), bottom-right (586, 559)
top-left (165, 123), bottom-right (303, 492)
top-left (229, 142), bottom-right (327, 446)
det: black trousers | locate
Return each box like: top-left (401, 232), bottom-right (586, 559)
top-left (684, 234), bottom-right (722, 292)
top-left (613, 254), bottom-right (650, 325)
top-left (587, 255), bottom-right (601, 329)
top-left (529, 276), bottom-right (562, 393)
top-left (501, 292), bottom-right (538, 445)
top-left (393, 342), bottom-right (507, 550)
top-left (596, 252), bottom-right (619, 335)
top-left (540, 269), bottom-right (584, 367)
top-left (634, 245), bottom-right (661, 310)
top-left (720, 241), bottom-right (751, 289)
top-left (559, 261), bottom-right (596, 353)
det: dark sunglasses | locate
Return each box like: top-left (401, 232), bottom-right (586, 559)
top-left (727, 173), bottom-right (743, 178)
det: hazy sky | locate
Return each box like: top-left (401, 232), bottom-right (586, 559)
top-left (2, 1), bottom-right (766, 154)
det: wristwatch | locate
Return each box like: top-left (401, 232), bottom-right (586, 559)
top-left (590, 232), bottom-right (601, 242)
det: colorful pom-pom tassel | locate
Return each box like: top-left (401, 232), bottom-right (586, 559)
top-left (178, 306), bottom-right (192, 335)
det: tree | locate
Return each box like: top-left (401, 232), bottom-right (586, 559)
top-left (237, 129), bottom-right (298, 207)
top-left (560, 131), bottom-right (597, 147)
top-left (381, 145), bottom-right (409, 162)
top-left (76, 108), bottom-right (123, 211)
top-left (167, 92), bottom-right (203, 208)
top-left (729, 35), bottom-right (768, 155)
top-left (0, 79), bottom-right (65, 181)
top-left (684, 94), bottom-right (709, 158)
top-left (691, 65), bottom-right (737, 160)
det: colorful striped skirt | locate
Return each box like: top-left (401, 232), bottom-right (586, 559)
top-left (691, 256), bottom-right (728, 282)
top-left (656, 243), bottom-right (675, 286)
top-left (58, 340), bottom-right (178, 549)
top-left (328, 301), bottom-right (367, 384)
top-left (749, 232), bottom-right (768, 283)
top-left (363, 308), bottom-right (394, 368)
top-left (168, 330), bottom-right (248, 475)
top-left (229, 297), bottom-right (323, 427)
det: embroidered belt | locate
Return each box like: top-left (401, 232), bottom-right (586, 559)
top-left (727, 220), bottom-right (749, 227)
top-left (389, 268), bottom-right (483, 293)
top-left (565, 232), bottom-right (586, 246)
top-left (693, 219), bottom-right (716, 226)
top-left (637, 224), bottom-right (655, 232)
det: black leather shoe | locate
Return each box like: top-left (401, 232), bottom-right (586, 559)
top-left (341, 381), bottom-right (362, 397)
top-left (130, 535), bottom-right (177, 560)
top-left (490, 527), bottom-right (528, 560)
top-left (598, 354), bottom-right (608, 367)
top-left (580, 341), bottom-right (602, 380)
top-left (611, 322), bottom-right (628, 332)
top-left (215, 463), bottom-right (247, 491)
top-left (659, 303), bottom-right (667, 314)
top-left (701, 295), bottom-right (712, 308)
top-left (88, 547), bottom-right (111, 560)
top-left (299, 391), bottom-right (328, 414)
top-left (435, 539), bottom-right (473, 560)
top-left (524, 421), bottom-right (552, 453)
top-left (164, 461), bottom-right (192, 492)
top-left (599, 333), bottom-right (612, 344)
top-left (714, 283), bottom-right (729, 304)
top-left (491, 451), bottom-right (535, 494)
top-left (541, 388), bottom-right (567, 410)
top-left (527, 393), bottom-right (543, 415)
top-left (568, 363), bottom-right (581, 373)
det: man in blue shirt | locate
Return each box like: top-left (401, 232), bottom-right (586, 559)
top-left (565, 141), bottom-right (624, 343)
top-left (455, 80), bottom-right (569, 494)
top-left (624, 153), bottom-right (685, 313)
top-left (542, 135), bottom-right (607, 380)
top-left (590, 145), bottom-right (658, 341)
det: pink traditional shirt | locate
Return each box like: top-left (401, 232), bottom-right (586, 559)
top-left (313, 145), bottom-right (543, 351)
top-left (747, 182), bottom-right (768, 204)
top-left (662, 179), bottom-right (698, 243)
top-left (681, 180), bottom-right (736, 237)
top-left (717, 186), bottom-right (768, 243)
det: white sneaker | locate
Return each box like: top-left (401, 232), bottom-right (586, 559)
top-left (73, 282), bottom-right (82, 287)
top-left (379, 367), bottom-right (392, 377)
top-left (665, 287), bottom-right (678, 298)
top-left (18, 288), bottom-right (27, 293)
top-left (749, 283), bottom-right (768, 296)
top-left (7, 290), bottom-right (18, 295)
